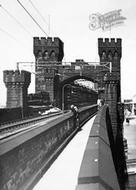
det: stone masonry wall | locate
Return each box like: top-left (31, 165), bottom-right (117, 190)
top-left (0, 105), bottom-right (97, 190)
top-left (0, 114), bottom-right (74, 190)
top-left (76, 105), bottom-right (121, 190)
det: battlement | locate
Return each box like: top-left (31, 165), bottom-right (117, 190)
top-left (98, 38), bottom-right (122, 59)
top-left (34, 37), bottom-right (63, 47)
top-left (3, 70), bottom-right (31, 86)
top-left (33, 37), bottom-right (64, 62)
top-left (98, 38), bottom-right (121, 47)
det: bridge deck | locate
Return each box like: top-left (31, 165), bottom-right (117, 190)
top-left (33, 116), bottom-right (95, 190)
top-left (124, 118), bottom-right (136, 189)
top-left (124, 118), bottom-right (136, 171)
top-left (0, 113), bottom-right (65, 140)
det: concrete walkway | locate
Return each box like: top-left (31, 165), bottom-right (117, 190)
top-left (124, 118), bottom-right (136, 161)
top-left (124, 118), bottom-right (136, 189)
top-left (33, 116), bottom-right (95, 190)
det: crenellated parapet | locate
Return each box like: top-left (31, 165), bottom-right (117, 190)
top-left (3, 70), bottom-right (31, 109)
top-left (33, 37), bottom-right (64, 62)
top-left (98, 38), bottom-right (121, 47)
top-left (98, 38), bottom-right (122, 61)
top-left (3, 70), bottom-right (31, 87)
top-left (34, 37), bottom-right (62, 47)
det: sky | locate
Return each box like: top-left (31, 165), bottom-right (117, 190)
top-left (0, 0), bottom-right (136, 106)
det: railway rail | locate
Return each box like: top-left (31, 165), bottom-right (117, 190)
top-left (0, 111), bottom-right (66, 140)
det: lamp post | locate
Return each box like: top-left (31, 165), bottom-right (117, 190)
top-left (62, 84), bottom-right (72, 111)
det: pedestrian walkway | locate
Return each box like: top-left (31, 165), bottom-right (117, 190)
top-left (124, 118), bottom-right (136, 161)
top-left (33, 116), bottom-right (95, 190)
top-left (124, 118), bottom-right (136, 189)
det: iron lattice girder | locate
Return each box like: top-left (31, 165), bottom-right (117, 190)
top-left (17, 61), bottom-right (112, 73)
top-left (17, 61), bottom-right (113, 85)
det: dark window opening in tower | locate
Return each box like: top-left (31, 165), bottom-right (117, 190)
top-left (37, 50), bottom-right (42, 61)
top-left (50, 50), bottom-right (56, 59)
top-left (102, 51), bottom-right (106, 60)
top-left (108, 51), bottom-right (112, 61)
top-left (43, 51), bottom-right (49, 60)
top-left (114, 51), bottom-right (118, 60)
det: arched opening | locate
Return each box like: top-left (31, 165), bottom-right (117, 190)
top-left (108, 51), bottom-right (112, 61)
top-left (50, 50), bottom-right (56, 61)
top-left (114, 51), bottom-right (118, 60)
top-left (43, 50), bottom-right (49, 60)
top-left (101, 51), bottom-right (106, 61)
top-left (56, 75), bottom-right (98, 110)
top-left (37, 50), bottom-right (42, 61)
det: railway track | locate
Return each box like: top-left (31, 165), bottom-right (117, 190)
top-left (0, 111), bottom-right (65, 140)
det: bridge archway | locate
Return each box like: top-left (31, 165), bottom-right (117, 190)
top-left (55, 75), bottom-right (98, 110)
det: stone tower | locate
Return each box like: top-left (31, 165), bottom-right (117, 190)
top-left (3, 70), bottom-right (31, 109)
top-left (33, 37), bottom-right (64, 102)
top-left (98, 38), bottom-right (122, 140)
top-left (99, 39), bottom-right (127, 186)
top-left (98, 38), bottom-right (121, 86)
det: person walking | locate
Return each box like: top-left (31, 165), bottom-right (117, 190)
top-left (124, 108), bottom-right (131, 124)
top-left (70, 105), bottom-right (79, 128)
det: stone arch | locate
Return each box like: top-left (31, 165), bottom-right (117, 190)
top-left (60, 75), bottom-right (96, 87)
top-left (101, 51), bottom-right (106, 61)
top-left (108, 51), bottom-right (112, 61)
top-left (56, 75), bottom-right (97, 110)
top-left (37, 50), bottom-right (42, 57)
top-left (43, 50), bottom-right (49, 60)
top-left (113, 51), bottom-right (118, 60)
top-left (50, 50), bottom-right (56, 59)
top-left (37, 50), bottom-right (42, 60)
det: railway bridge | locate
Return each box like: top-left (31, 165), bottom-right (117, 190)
top-left (0, 37), bottom-right (128, 190)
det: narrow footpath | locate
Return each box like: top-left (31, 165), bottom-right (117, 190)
top-left (124, 118), bottom-right (136, 189)
top-left (33, 116), bottom-right (95, 190)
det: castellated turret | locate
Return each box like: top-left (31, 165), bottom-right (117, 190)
top-left (98, 38), bottom-right (122, 81)
top-left (3, 70), bottom-right (31, 109)
top-left (98, 38), bottom-right (122, 58)
top-left (33, 37), bottom-right (64, 103)
top-left (33, 37), bottom-right (64, 62)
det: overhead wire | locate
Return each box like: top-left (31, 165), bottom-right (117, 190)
top-left (17, 0), bottom-right (49, 37)
top-left (28, 0), bottom-right (49, 25)
top-left (0, 25), bottom-right (33, 53)
top-left (28, 0), bottom-right (50, 35)
top-left (0, 8), bottom-right (32, 52)
top-left (0, 4), bottom-right (33, 37)
top-left (0, 26), bottom-right (20, 42)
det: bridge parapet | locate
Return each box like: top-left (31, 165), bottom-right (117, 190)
top-left (0, 105), bottom-right (97, 190)
top-left (76, 105), bottom-right (121, 190)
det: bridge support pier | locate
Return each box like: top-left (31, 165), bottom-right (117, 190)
top-left (104, 73), bottom-right (119, 141)
top-left (104, 73), bottom-right (127, 189)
